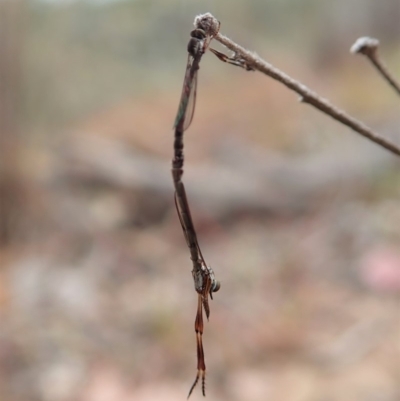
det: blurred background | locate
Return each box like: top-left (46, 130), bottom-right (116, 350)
top-left (1, 0), bottom-right (400, 400)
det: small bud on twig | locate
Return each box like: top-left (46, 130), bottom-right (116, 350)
top-left (350, 36), bottom-right (379, 57)
top-left (195, 13), bottom-right (220, 37)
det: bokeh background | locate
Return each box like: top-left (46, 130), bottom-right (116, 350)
top-left (1, 1), bottom-right (400, 400)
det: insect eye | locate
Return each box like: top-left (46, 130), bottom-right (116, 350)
top-left (190, 28), bottom-right (206, 40)
top-left (212, 281), bottom-right (221, 293)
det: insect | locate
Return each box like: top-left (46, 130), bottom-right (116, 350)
top-left (172, 14), bottom-right (221, 398)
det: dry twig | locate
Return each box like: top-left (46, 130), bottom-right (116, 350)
top-left (195, 14), bottom-right (400, 158)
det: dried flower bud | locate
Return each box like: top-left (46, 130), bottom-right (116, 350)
top-left (350, 37), bottom-right (379, 56)
top-left (194, 12), bottom-right (220, 37)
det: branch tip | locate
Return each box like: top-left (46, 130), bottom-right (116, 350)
top-left (350, 37), bottom-right (379, 56)
top-left (212, 23), bottom-right (400, 157)
top-left (350, 36), bottom-right (400, 97)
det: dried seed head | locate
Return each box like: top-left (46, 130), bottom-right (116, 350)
top-left (194, 12), bottom-right (220, 37)
top-left (350, 37), bottom-right (379, 56)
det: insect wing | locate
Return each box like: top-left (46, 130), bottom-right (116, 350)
top-left (182, 67), bottom-right (197, 131)
top-left (175, 184), bottom-right (208, 262)
top-left (174, 184), bottom-right (200, 248)
top-left (173, 54), bottom-right (197, 131)
top-left (174, 190), bottom-right (192, 249)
